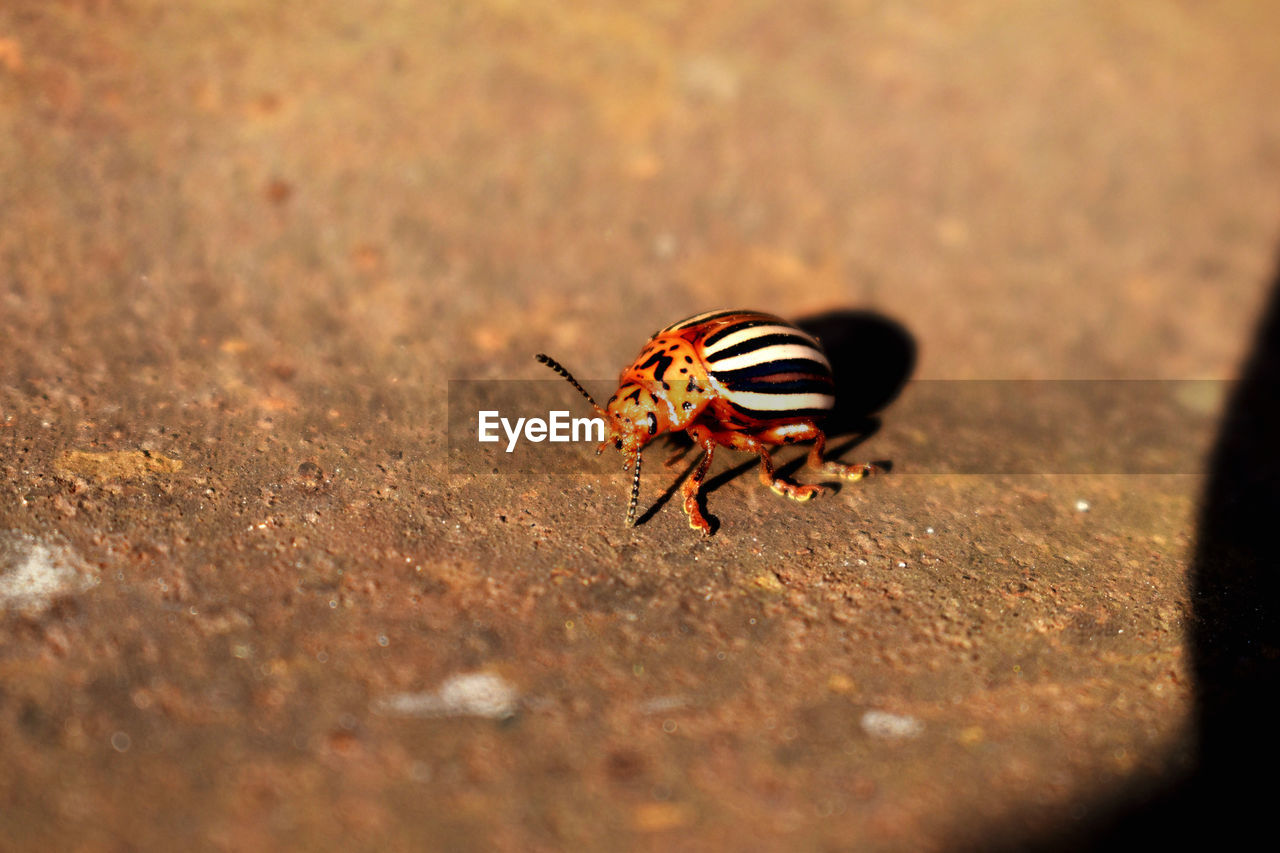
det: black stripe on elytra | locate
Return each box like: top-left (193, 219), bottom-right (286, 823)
top-left (638, 350), bottom-right (675, 381)
top-left (710, 358), bottom-right (832, 385)
top-left (702, 318), bottom-right (778, 348)
top-left (705, 333), bottom-right (823, 363)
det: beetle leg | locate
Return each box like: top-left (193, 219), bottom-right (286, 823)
top-left (705, 429), bottom-right (825, 502)
top-left (751, 439), bottom-right (825, 502)
top-left (748, 423), bottom-right (880, 490)
top-left (804, 428), bottom-right (881, 482)
top-left (682, 425), bottom-right (718, 535)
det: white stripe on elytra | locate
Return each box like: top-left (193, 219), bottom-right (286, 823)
top-left (722, 390), bottom-right (835, 412)
top-left (701, 324), bottom-right (801, 355)
top-left (708, 343), bottom-right (831, 373)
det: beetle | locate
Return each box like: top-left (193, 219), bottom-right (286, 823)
top-left (536, 309), bottom-right (881, 534)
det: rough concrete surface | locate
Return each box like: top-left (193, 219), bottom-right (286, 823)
top-left (2, 1), bottom-right (1279, 850)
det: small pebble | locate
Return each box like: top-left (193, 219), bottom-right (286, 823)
top-left (0, 531), bottom-right (98, 614)
top-left (373, 672), bottom-right (519, 719)
top-left (861, 710), bottom-right (923, 739)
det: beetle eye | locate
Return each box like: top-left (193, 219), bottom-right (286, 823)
top-left (615, 439), bottom-right (622, 450)
top-left (646, 412), bottom-right (657, 435)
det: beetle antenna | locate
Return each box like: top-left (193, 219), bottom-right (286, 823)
top-left (626, 451), bottom-right (642, 526)
top-left (536, 353), bottom-right (604, 414)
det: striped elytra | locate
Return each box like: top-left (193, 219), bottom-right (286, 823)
top-left (536, 310), bottom-right (880, 535)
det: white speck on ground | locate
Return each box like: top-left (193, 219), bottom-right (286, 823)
top-left (0, 531), bottom-right (98, 614)
top-left (1075, 499), bottom-right (1090, 512)
top-left (372, 672), bottom-right (519, 719)
top-left (861, 710), bottom-right (924, 739)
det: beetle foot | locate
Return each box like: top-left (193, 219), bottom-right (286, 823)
top-left (769, 480), bottom-right (825, 502)
top-left (683, 495), bottom-right (713, 535)
top-left (822, 462), bottom-right (880, 482)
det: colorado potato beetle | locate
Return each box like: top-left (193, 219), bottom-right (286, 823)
top-left (536, 310), bottom-right (881, 534)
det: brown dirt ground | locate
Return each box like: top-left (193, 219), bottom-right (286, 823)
top-left (2, 2), bottom-right (1279, 850)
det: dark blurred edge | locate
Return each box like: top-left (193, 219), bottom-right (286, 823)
top-left (988, 254), bottom-right (1280, 850)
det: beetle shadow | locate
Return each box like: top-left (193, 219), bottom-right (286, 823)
top-left (634, 310), bottom-right (915, 529)
top-left (797, 309), bottom-right (918, 435)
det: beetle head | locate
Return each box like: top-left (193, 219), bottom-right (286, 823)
top-left (600, 382), bottom-right (668, 527)
top-left (603, 382), bottom-right (664, 456)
